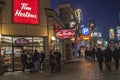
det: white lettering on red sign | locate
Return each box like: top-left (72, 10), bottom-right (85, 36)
top-left (15, 3), bottom-right (37, 19)
top-left (56, 30), bottom-right (75, 39)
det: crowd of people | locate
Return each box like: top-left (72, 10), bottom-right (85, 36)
top-left (20, 50), bottom-right (46, 73)
top-left (20, 49), bottom-right (62, 74)
top-left (85, 46), bottom-right (120, 72)
top-left (20, 45), bottom-right (120, 74)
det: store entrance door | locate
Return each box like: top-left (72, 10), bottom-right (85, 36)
top-left (13, 46), bottom-right (23, 71)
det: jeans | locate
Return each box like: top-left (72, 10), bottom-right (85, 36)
top-left (34, 61), bottom-right (39, 72)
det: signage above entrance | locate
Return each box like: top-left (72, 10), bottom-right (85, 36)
top-left (13, 0), bottom-right (39, 24)
top-left (56, 30), bottom-right (75, 39)
top-left (15, 38), bottom-right (29, 46)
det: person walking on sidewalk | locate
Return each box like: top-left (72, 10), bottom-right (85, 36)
top-left (26, 52), bottom-right (34, 73)
top-left (49, 50), bottom-right (56, 73)
top-left (33, 50), bottom-right (40, 72)
top-left (54, 49), bottom-right (62, 72)
top-left (112, 46), bottom-right (120, 70)
top-left (96, 48), bottom-right (104, 71)
top-left (104, 47), bottom-right (113, 71)
top-left (39, 51), bottom-right (46, 71)
top-left (20, 50), bottom-right (27, 72)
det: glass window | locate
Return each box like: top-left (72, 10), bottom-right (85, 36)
top-left (33, 37), bottom-right (44, 52)
top-left (1, 36), bottom-right (12, 71)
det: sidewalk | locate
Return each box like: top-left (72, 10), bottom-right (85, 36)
top-left (0, 58), bottom-right (120, 80)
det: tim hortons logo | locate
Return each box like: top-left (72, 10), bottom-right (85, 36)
top-left (15, 3), bottom-right (37, 19)
top-left (56, 30), bottom-right (75, 39)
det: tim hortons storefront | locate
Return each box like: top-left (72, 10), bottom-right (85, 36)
top-left (0, 0), bottom-right (65, 72)
top-left (0, 0), bottom-right (53, 72)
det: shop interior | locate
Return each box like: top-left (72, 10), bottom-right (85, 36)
top-left (1, 36), bottom-right (44, 71)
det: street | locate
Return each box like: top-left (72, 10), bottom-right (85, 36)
top-left (0, 58), bottom-right (120, 80)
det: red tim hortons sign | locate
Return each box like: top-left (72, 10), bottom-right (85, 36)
top-left (13, 0), bottom-right (39, 24)
top-left (56, 30), bottom-right (75, 39)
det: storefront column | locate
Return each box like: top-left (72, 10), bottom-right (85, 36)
top-left (65, 40), bottom-right (73, 62)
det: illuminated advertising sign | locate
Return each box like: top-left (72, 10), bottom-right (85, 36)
top-left (81, 27), bottom-right (90, 35)
top-left (13, 0), bottom-right (39, 24)
top-left (15, 38), bottom-right (29, 46)
top-left (116, 26), bottom-right (120, 34)
top-left (56, 30), bottom-right (75, 39)
top-left (109, 28), bottom-right (115, 39)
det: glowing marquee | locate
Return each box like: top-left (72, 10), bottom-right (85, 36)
top-left (56, 30), bottom-right (75, 39)
top-left (13, 0), bottom-right (39, 24)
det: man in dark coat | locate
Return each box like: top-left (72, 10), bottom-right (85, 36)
top-left (20, 50), bottom-right (27, 72)
top-left (40, 51), bottom-right (46, 70)
top-left (113, 46), bottom-right (120, 70)
top-left (104, 47), bottom-right (113, 71)
top-left (54, 49), bottom-right (61, 72)
top-left (96, 48), bottom-right (104, 71)
top-left (49, 50), bottom-right (56, 73)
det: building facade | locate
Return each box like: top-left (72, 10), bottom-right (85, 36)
top-left (0, 0), bottom-right (65, 72)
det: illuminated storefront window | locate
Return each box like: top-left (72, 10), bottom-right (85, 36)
top-left (1, 36), bottom-right (44, 71)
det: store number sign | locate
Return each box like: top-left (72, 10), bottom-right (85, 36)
top-left (56, 30), bottom-right (75, 39)
top-left (13, 0), bottom-right (38, 24)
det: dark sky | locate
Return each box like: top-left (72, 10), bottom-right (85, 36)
top-left (50, 0), bottom-right (120, 39)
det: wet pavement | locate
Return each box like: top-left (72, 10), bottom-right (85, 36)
top-left (0, 58), bottom-right (120, 80)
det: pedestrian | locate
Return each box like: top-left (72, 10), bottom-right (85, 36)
top-left (26, 52), bottom-right (33, 73)
top-left (39, 51), bottom-right (46, 71)
top-left (20, 50), bottom-right (27, 72)
top-left (78, 49), bottom-right (81, 58)
top-left (112, 46), bottom-right (120, 70)
top-left (33, 50), bottom-right (40, 72)
top-left (0, 53), bottom-right (4, 74)
top-left (72, 48), bottom-right (76, 60)
top-left (104, 47), bottom-right (113, 71)
top-left (49, 50), bottom-right (56, 73)
top-left (96, 48), bottom-right (104, 71)
top-left (54, 49), bottom-right (62, 72)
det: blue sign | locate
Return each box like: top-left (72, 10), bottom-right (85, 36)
top-left (81, 27), bottom-right (90, 35)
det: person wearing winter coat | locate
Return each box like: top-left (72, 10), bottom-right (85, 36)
top-left (54, 49), bottom-right (61, 72)
top-left (112, 46), bottom-right (120, 70)
top-left (49, 50), bottom-right (56, 73)
top-left (96, 48), bottom-right (104, 71)
top-left (104, 47), bottom-right (113, 71)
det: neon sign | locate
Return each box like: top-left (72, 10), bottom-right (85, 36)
top-left (13, 0), bottom-right (38, 24)
top-left (56, 30), bottom-right (75, 39)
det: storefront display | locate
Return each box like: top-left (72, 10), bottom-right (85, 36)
top-left (1, 36), bottom-right (44, 71)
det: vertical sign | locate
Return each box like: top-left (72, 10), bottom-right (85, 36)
top-left (109, 28), bottom-right (115, 39)
top-left (13, 0), bottom-right (39, 24)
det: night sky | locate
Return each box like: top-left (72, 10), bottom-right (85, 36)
top-left (50, 0), bottom-right (120, 39)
